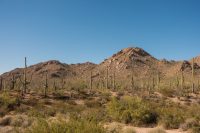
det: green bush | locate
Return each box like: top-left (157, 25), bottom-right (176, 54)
top-left (107, 96), bottom-right (158, 126)
top-left (121, 110), bottom-right (132, 124)
top-left (0, 93), bottom-right (20, 116)
top-left (159, 107), bottom-right (184, 129)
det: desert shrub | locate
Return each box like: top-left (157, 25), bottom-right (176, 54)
top-left (81, 108), bottom-right (107, 123)
top-left (28, 105), bottom-right (56, 118)
top-left (26, 117), bottom-right (106, 133)
top-left (85, 99), bottom-right (101, 108)
top-left (0, 93), bottom-right (20, 116)
top-left (192, 125), bottom-right (200, 133)
top-left (179, 118), bottom-right (200, 133)
top-left (0, 115), bottom-right (12, 126)
top-left (180, 118), bottom-right (199, 131)
top-left (10, 115), bottom-right (33, 128)
top-left (158, 107), bottom-right (185, 129)
top-left (107, 96), bottom-right (158, 126)
top-left (121, 110), bottom-right (132, 124)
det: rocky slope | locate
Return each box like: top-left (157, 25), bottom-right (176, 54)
top-left (1, 47), bottom-right (200, 88)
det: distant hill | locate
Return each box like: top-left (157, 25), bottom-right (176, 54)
top-left (1, 47), bottom-right (200, 89)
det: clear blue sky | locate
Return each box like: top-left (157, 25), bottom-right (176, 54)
top-left (0, 0), bottom-right (200, 74)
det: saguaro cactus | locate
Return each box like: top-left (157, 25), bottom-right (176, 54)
top-left (131, 62), bottom-right (135, 90)
top-left (53, 80), bottom-right (57, 92)
top-left (180, 69), bottom-right (184, 90)
top-left (90, 70), bottom-right (93, 90)
top-left (20, 57), bottom-right (32, 96)
top-left (112, 69), bottom-right (115, 90)
top-left (43, 71), bottom-right (48, 97)
top-left (157, 71), bottom-right (160, 89)
top-left (61, 77), bottom-right (66, 90)
top-left (11, 74), bottom-right (17, 90)
top-left (176, 73), bottom-right (179, 88)
top-left (106, 66), bottom-right (109, 89)
top-left (152, 77), bottom-right (155, 90)
top-left (192, 58), bottom-right (195, 93)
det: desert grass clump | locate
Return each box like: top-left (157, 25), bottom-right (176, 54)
top-left (148, 127), bottom-right (166, 133)
top-left (26, 116), bottom-right (106, 133)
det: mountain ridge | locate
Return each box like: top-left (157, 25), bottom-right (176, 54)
top-left (1, 47), bottom-right (200, 88)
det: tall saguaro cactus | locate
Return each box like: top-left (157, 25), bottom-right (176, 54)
top-left (112, 69), bottom-right (115, 90)
top-left (131, 70), bottom-right (134, 90)
top-left (11, 74), bottom-right (16, 90)
top-left (152, 77), bottom-right (155, 90)
top-left (90, 70), bottom-right (93, 90)
top-left (131, 62), bottom-right (135, 90)
top-left (20, 57), bottom-right (32, 96)
top-left (61, 76), bottom-right (66, 90)
top-left (180, 69), bottom-right (184, 90)
top-left (176, 73), bottom-right (179, 88)
top-left (43, 71), bottom-right (48, 97)
top-left (192, 58), bottom-right (195, 93)
top-left (53, 80), bottom-right (57, 92)
top-left (106, 66), bottom-right (109, 89)
top-left (157, 71), bottom-right (160, 89)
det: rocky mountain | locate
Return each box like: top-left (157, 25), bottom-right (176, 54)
top-left (1, 47), bottom-right (200, 89)
top-left (193, 56), bottom-right (200, 66)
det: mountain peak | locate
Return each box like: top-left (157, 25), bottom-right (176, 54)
top-left (120, 47), bottom-right (151, 57)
